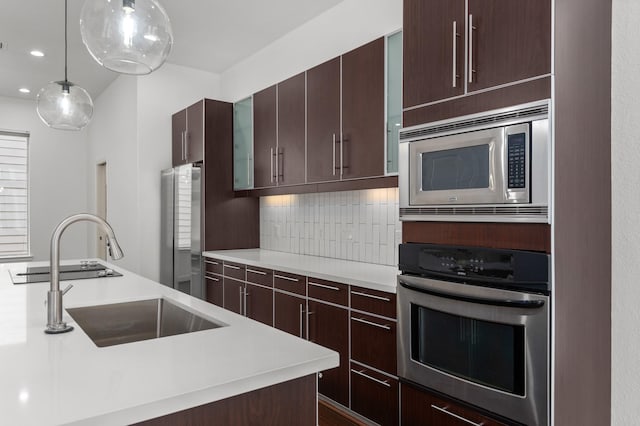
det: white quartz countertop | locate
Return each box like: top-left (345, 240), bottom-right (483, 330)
top-left (0, 259), bottom-right (338, 425)
top-left (202, 249), bottom-right (399, 293)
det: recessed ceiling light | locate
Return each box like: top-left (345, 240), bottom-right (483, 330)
top-left (19, 88), bottom-right (31, 94)
top-left (30, 50), bottom-right (45, 57)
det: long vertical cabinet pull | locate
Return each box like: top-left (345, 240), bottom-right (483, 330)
top-left (244, 288), bottom-right (249, 317)
top-left (239, 287), bottom-right (244, 316)
top-left (270, 147), bottom-right (274, 183)
top-left (452, 21), bottom-right (459, 87)
top-left (468, 14), bottom-right (475, 84)
top-left (181, 131), bottom-right (186, 161)
top-left (299, 303), bottom-right (304, 338)
top-left (339, 132), bottom-right (344, 178)
top-left (332, 133), bottom-right (337, 176)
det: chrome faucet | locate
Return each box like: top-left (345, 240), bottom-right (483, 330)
top-left (45, 213), bottom-right (124, 334)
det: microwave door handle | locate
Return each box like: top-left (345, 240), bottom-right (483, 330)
top-left (399, 280), bottom-right (545, 309)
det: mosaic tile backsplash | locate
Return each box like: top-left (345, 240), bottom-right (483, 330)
top-left (260, 188), bottom-right (401, 266)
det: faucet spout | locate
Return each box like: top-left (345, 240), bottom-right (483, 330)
top-left (45, 213), bottom-right (124, 334)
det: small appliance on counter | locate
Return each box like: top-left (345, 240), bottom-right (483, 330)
top-left (397, 242), bottom-right (550, 426)
top-left (160, 164), bottom-right (203, 299)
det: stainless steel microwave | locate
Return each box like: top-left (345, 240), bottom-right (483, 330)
top-left (399, 100), bottom-right (550, 223)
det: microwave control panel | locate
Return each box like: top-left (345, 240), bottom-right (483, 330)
top-left (507, 133), bottom-right (527, 189)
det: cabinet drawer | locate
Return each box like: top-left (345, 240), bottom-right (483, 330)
top-left (307, 278), bottom-right (348, 306)
top-left (351, 286), bottom-right (396, 319)
top-left (204, 258), bottom-right (223, 275)
top-left (351, 312), bottom-right (397, 375)
top-left (204, 274), bottom-right (223, 307)
top-left (350, 363), bottom-right (399, 426)
top-left (222, 261), bottom-right (245, 281)
top-left (245, 265), bottom-right (273, 287)
top-left (273, 270), bottom-right (306, 296)
top-left (401, 382), bottom-right (509, 426)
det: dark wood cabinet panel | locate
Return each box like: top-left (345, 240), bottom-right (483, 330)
top-left (254, 85), bottom-right (277, 188)
top-left (274, 291), bottom-right (307, 339)
top-left (277, 73), bottom-right (306, 186)
top-left (467, 0), bottom-right (551, 92)
top-left (350, 286), bottom-right (396, 319)
top-left (350, 364), bottom-right (399, 426)
top-left (205, 274), bottom-right (223, 307)
top-left (136, 374), bottom-right (316, 426)
top-left (307, 278), bottom-right (348, 307)
top-left (223, 277), bottom-right (244, 315)
top-left (403, 0), bottom-right (465, 107)
top-left (351, 312), bottom-right (397, 375)
top-left (222, 261), bottom-right (246, 281)
top-left (245, 283), bottom-right (273, 326)
top-left (186, 100), bottom-right (204, 163)
top-left (401, 382), bottom-right (509, 426)
top-left (171, 109), bottom-right (187, 166)
top-left (341, 38), bottom-right (385, 179)
top-left (273, 270), bottom-right (306, 296)
top-left (246, 265), bottom-right (273, 287)
top-left (402, 221), bottom-right (551, 253)
top-left (308, 300), bottom-right (349, 407)
top-left (204, 258), bottom-right (223, 275)
top-left (202, 99), bottom-right (259, 251)
top-left (307, 57), bottom-right (341, 183)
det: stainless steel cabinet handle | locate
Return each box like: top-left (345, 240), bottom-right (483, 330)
top-left (351, 290), bottom-right (391, 302)
top-left (205, 274), bottom-right (220, 282)
top-left (452, 21), bottom-right (458, 87)
top-left (308, 281), bottom-right (340, 291)
top-left (351, 316), bottom-right (391, 331)
top-left (351, 369), bottom-right (391, 388)
top-left (332, 133), bottom-right (336, 176)
top-left (299, 303), bottom-right (304, 338)
top-left (340, 131), bottom-right (344, 178)
top-left (246, 268), bottom-right (267, 276)
top-left (181, 131), bottom-right (186, 161)
top-left (239, 287), bottom-right (244, 315)
top-left (270, 147), bottom-right (274, 183)
top-left (275, 148), bottom-right (279, 183)
top-left (205, 260), bottom-right (219, 265)
top-left (224, 264), bottom-right (241, 270)
top-left (468, 14), bottom-right (475, 84)
top-left (431, 404), bottom-right (484, 426)
top-left (244, 289), bottom-right (249, 316)
top-left (274, 274), bottom-right (299, 282)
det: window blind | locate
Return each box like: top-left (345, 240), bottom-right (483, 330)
top-left (0, 132), bottom-right (29, 258)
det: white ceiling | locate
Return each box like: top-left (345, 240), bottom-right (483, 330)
top-left (0, 0), bottom-right (343, 100)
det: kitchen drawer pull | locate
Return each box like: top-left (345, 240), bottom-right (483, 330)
top-left (205, 275), bottom-right (220, 282)
top-left (274, 274), bottom-right (299, 282)
top-left (205, 260), bottom-right (219, 265)
top-left (246, 268), bottom-right (267, 276)
top-left (351, 316), bottom-right (391, 331)
top-left (351, 290), bottom-right (390, 302)
top-left (308, 281), bottom-right (340, 291)
top-left (431, 404), bottom-right (483, 426)
top-left (351, 369), bottom-right (391, 388)
top-left (224, 264), bottom-right (241, 270)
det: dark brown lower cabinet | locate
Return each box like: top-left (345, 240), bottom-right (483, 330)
top-left (245, 283), bottom-right (273, 326)
top-left (351, 312), bottom-right (397, 375)
top-left (205, 274), bottom-right (223, 307)
top-left (135, 374), bottom-right (316, 426)
top-left (401, 382), bottom-right (508, 426)
top-left (223, 277), bottom-right (244, 315)
top-left (274, 291), bottom-right (307, 339)
top-left (350, 363), bottom-right (398, 426)
top-left (308, 300), bottom-right (349, 407)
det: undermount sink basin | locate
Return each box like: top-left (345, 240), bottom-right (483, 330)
top-left (67, 298), bottom-right (224, 347)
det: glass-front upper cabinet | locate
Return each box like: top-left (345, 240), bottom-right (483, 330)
top-left (233, 96), bottom-right (254, 190)
top-left (386, 31), bottom-right (402, 174)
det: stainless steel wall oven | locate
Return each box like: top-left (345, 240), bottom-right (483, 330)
top-left (397, 243), bottom-right (550, 426)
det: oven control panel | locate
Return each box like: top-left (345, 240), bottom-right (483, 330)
top-left (398, 243), bottom-right (550, 292)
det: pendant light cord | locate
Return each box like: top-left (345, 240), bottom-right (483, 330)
top-left (64, 0), bottom-right (68, 83)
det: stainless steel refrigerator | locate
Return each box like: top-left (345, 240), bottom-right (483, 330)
top-left (160, 164), bottom-right (203, 299)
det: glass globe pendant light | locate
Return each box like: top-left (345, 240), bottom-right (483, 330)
top-left (36, 0), bottom-right (93, 131)
top-left (80, 0), bottom-right (173, 75)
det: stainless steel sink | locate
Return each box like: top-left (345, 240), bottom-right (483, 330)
top-left (67, 298), bottom-right (224, 347)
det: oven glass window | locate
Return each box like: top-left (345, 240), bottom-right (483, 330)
top-left (421, 145), bottom-right (490, 191)
top-left (411, 305), bottom-right (525, 396)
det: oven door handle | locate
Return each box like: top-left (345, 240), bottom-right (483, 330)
top-left (399, 280), bottom-right (545, 309)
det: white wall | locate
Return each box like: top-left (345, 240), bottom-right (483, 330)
top-left (220, 0), bottom-right (403, 102)
top-left (0, 96), bottom-right (88, 262)
top-left (87, 63), bottom-right (220, 280)
top-left (611, 0), bottom-right (640, 423)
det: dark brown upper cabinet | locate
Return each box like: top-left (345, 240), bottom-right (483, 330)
top-left (172, 100), bottom-right (204, 166)
top-left (306, 57), bottom-right (341, 184)
top-left (277, 73), bottom-right (306, 186)
top-left (403, 0), bottom-right (551, 109)
top-left (253, 85), bottom-right (278, 188)
top-left (342, 38), bottom-right (385, 180)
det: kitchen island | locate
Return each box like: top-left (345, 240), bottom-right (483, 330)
top-left (0, 260), bottom-right (338, 425)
